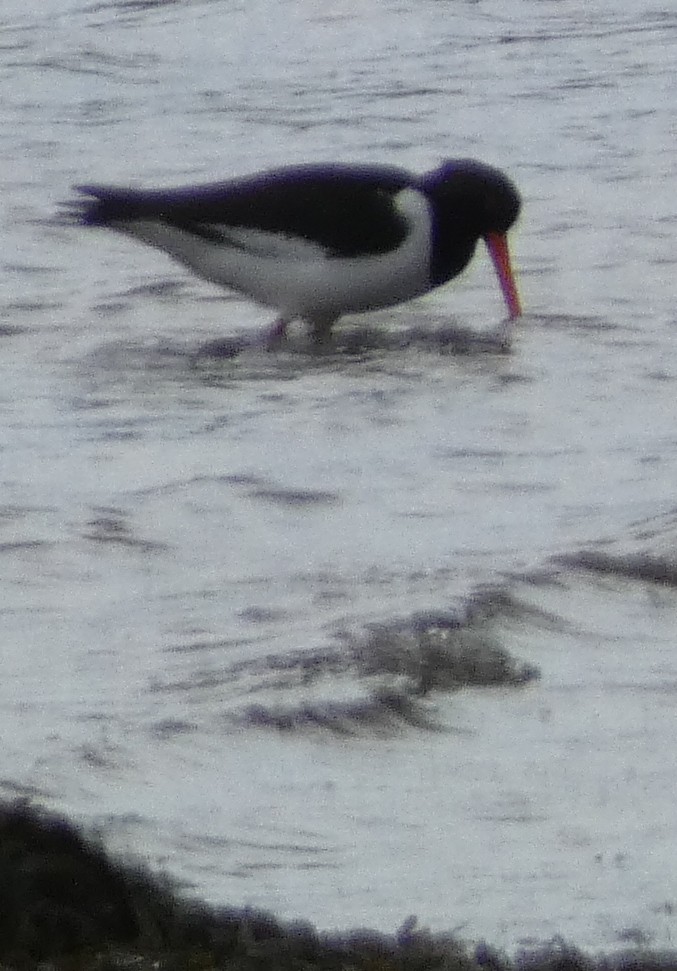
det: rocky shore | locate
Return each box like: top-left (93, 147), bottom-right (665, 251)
top-left (0, 800), bottom-right (673, 971)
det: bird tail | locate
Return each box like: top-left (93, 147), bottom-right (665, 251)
top-left (62, 186), bottom-right (152, 227)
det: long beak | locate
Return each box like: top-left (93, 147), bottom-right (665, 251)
top-left (485, 232), bottom-right (522, 319)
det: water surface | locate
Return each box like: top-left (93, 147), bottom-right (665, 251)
top-left (2, 0), bottom-right (677, 953)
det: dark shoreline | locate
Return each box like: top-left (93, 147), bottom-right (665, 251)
top-left (0, 799), bottom-right (674, 971)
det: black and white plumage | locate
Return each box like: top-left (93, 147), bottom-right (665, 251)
top-left (72, 159), bottom-right (522, 342)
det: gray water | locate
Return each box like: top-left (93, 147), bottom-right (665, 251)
top-left (2, 0), bottom-right (677, 954)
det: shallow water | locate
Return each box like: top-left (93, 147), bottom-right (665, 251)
top-left (2, 0), bottom-right (677, 955)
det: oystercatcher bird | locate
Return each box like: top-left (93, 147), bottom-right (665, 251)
top-left (72, 159), bottom-right (522, 343)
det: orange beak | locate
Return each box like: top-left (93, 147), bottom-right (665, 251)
top-left (485, 232), bottom-right (522, 319)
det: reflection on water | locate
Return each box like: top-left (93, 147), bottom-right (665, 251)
top-left (1, 0), bottom-right (677, 954)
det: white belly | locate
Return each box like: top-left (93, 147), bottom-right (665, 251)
top-left (116, 187), bottom-right (433, 323)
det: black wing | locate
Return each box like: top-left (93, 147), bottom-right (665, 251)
top-left (74, 163), bottom-right (416, 258)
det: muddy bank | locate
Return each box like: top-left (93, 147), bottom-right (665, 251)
top-left (0, 800), bottom-right (674, 971)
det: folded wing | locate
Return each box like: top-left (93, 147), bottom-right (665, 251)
top-left (75, 163), bottom-right (415, 259)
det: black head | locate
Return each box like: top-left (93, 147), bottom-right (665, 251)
top-left (420, 159), bottom-right (521, 237)
top-left (417, 159), bottom-right (521, 289)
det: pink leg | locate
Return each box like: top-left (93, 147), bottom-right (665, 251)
top-left (310, 316), bottom-right (337, 345)
top-left (263, 315), bottom-right (292, 348)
